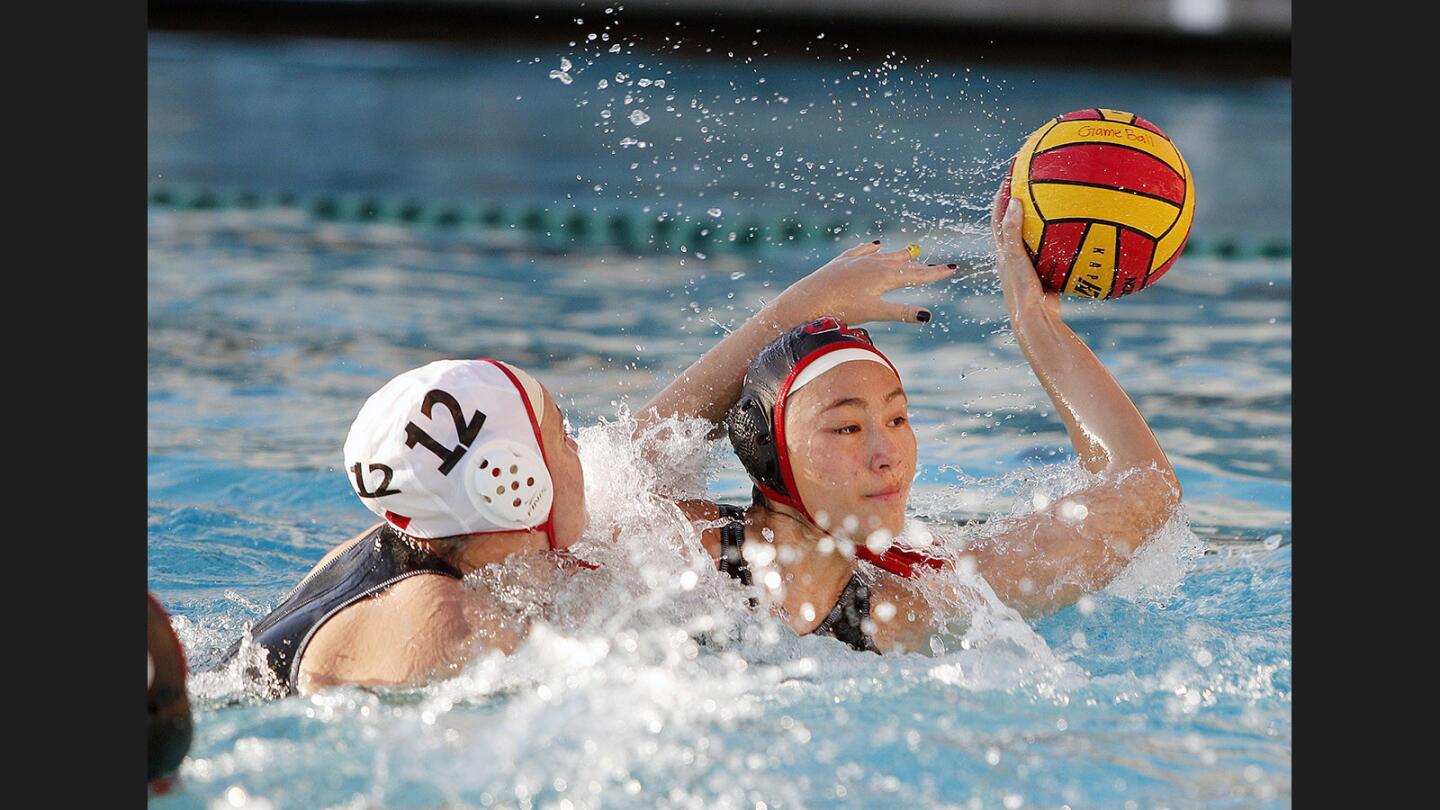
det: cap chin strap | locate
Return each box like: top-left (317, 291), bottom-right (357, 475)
top-left (754, 479), bottom-right (813, 525)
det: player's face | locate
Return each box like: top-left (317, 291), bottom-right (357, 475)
top-left (782, 362), bottom-right (915, 539)
top-left (539, 385), bottom-right (587, 548)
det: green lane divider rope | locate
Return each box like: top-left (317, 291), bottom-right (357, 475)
top-left (146, 186), bottom-right (1292, 260)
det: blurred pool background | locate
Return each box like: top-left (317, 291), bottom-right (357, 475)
top-left (149, 6), bottom-right (1290, 807)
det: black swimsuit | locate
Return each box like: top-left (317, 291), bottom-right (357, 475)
top-left (716, 504), bottom-right (880, 654)
top-left (221, 524), bottom-right (463, 696)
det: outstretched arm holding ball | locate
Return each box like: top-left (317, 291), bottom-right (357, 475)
top-left (956, 193), bottom-right (1183, 619)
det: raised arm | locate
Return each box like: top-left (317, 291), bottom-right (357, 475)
top-left (635, 242), bottom-right (957, 435)
top-left (963, 196), bottom-right (1182, 617)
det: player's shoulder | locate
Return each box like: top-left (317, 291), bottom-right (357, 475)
top-left (299, 572), bottom-right (472, 691)
top-left (385, 573), bottom-right (471, 628)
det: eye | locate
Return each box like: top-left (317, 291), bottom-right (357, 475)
top-left (834, 424), bottom-right (861, 435)
top-left (890, 415), bottom-right (909, 427)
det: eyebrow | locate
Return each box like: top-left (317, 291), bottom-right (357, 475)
top-left (820, 388), bottom-right (907, 412)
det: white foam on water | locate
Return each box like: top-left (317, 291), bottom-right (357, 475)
top-left (170, 411), bottom-right (1212, 808)
top-left (181, 412), bottom-right (1202, 712)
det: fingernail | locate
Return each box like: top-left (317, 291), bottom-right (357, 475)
top-left (872, 240), bottom-right (881, 244)
top-left (906, 243), bottom-right (922, 259)
top-left (916, 309), bottom-right (931, 323)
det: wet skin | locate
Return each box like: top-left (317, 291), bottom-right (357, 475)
top-left (782, 361), bottom-right (915, 542)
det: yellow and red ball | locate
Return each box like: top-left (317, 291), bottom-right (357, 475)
top-left (1001, 108), bottom-right (1195, 299)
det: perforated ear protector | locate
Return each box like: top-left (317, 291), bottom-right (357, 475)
top-left (464, 438), bottom-right (555, 529)
top-left (728, 392), bottom-right (784, 497)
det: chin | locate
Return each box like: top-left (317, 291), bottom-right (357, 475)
top-left (838, 504), bottom-right (906, 540)
top-left (883, 512), bottom-right (908, 537)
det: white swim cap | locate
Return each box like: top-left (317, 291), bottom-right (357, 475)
top-left (342, 359), bottom-right (555, 542)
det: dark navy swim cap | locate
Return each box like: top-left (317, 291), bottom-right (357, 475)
top-left (727, 317), bottom-right (898, 524)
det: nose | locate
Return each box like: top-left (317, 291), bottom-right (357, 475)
top-left (867, 425), bottom-right (901, 474)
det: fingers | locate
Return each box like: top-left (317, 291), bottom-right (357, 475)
top-left (997, 198), bottom-right (1029, 259)
top-left (867, 243), bottom-right (923, 262)
top-left (891, 262), bottom-right (960, 289)
top-left (870, 300), bottom-right (936, 324)
top-left (841, 240), bottom-right (883, 258)
top-left (993, 198), bottom-right (1045, 299)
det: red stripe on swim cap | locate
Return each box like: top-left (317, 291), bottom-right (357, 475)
top-left (384, 511), bottom-right (411, 530)
top-left (771, 340), bottom-right (898, 526)
top-left (479, 358), bottom-right (558, 550)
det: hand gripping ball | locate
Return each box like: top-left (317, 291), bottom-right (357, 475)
top-left (1000, 108), bottom-right (1195, 299)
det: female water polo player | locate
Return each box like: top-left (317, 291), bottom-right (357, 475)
top-left (223, 243), bottom-right (956, 696)
top-left (149, 593), bottom-right (192, 792)
top-left (679, 196), bottom-right (1182, 653)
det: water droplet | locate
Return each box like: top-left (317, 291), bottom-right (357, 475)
top-left (628, 109), bottom-right (651, 126)
top-left (1059, 500), bottom-right (1089, 522)
top-left (729, 271), bottom-right (745, 280)
top-left (707, 207), bottom-right (723, 218)
top-left (549, 70), bottom-right (573, 85)
top-left (559, 57), bottom-right (572, 72)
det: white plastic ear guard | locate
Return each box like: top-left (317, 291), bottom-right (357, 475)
top-left (464, 438), bottom-right (554, 529)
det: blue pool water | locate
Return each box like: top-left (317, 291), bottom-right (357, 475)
top-left (149, 30), bottom-right (1290, 809)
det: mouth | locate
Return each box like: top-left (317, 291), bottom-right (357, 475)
top-left (864, 484), bottom-right (904, 502)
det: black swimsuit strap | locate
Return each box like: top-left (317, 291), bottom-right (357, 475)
top-left (220, 525), bottom-right (463, 695)
top-left (716, 504), bottom-right (758, 608)
top-left (812, 574), bottom-right (880, 654)
top-left (714, 504), bottom-right (879, 654)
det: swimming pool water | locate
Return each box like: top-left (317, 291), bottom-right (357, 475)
top-left (149, 30), bottom-right (1290, 809)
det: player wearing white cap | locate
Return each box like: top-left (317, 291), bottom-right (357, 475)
top-left (225, 243), bottom-right (956, 696)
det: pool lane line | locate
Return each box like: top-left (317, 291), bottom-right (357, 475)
top-left (145, 186), bottom-right (1292, 260)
